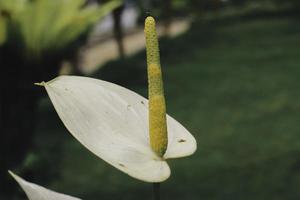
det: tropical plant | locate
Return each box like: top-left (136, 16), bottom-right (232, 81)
top-left (0, 0), bottom-right (120, 198)
top-left (0, 0), bottom-right (120, 59)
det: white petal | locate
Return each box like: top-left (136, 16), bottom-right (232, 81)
top-left (44, 76), bottom-right (169, 182)
top-left (43, 76), bottom-right (196, 182)
top-left (9, 171), bottom-right (80, 200)
top-left (164, 115), bottom-right (197, 159)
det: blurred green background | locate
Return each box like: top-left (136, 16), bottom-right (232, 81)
top-left (1, 0), bottom-right (300, 199)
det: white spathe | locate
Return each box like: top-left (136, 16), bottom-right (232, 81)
top-left (9, 171), bottom-right (81, 200)
top-left (43, 76), bottom-right (197, 182)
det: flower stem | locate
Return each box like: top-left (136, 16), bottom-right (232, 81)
top-left (153, 183), bottom-right (160, 200)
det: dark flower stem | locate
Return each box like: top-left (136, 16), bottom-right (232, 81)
top-left (153, 183), bottom-right (160, 200)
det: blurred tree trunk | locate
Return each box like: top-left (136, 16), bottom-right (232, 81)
top-left (162, 0), bottom-right (173, 35)
top-left (97, 0), bottom-right (125, 58)
top-left (212, 0), bottom-right (222, 18)
top-left (112, 4), bottom-right (125, 58)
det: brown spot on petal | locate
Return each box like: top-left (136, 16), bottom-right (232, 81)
top-left (178, 139), bottom-right (186, 143)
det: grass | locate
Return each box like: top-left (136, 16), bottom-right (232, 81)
top-left (30, 15), bottom-right (300, 200)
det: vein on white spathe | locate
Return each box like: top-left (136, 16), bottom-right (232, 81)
top-left (42, 76), bottom-right (197, 182)
top-left (9, 171), bottom-right (81, 200)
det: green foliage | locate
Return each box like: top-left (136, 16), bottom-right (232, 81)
top-left (0, 0), bottom-right (121, 59)
top-left (0, 16), bottom-right (6, 45)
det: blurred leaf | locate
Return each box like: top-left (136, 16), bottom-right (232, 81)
top-left (0, 0), bottom-right (121, 59)
top-left (0, 16), bottom-right (6, 45)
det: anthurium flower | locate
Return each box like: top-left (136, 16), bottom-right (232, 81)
top-left (9, 171), bottom-right (80, 200)
top-left (38, 16), bottom-right (196, 183)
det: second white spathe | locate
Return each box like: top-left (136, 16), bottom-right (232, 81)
top-left (9, 171), bottom-right (80, 200)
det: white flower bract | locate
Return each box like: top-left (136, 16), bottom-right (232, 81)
top-left (9, 171), bottom-right (81, 200)
top-left (43, 75), bottom-right (197, 182)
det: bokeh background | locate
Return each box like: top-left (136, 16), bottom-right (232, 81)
top-left (1, 0), bottom-right (300, 199)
